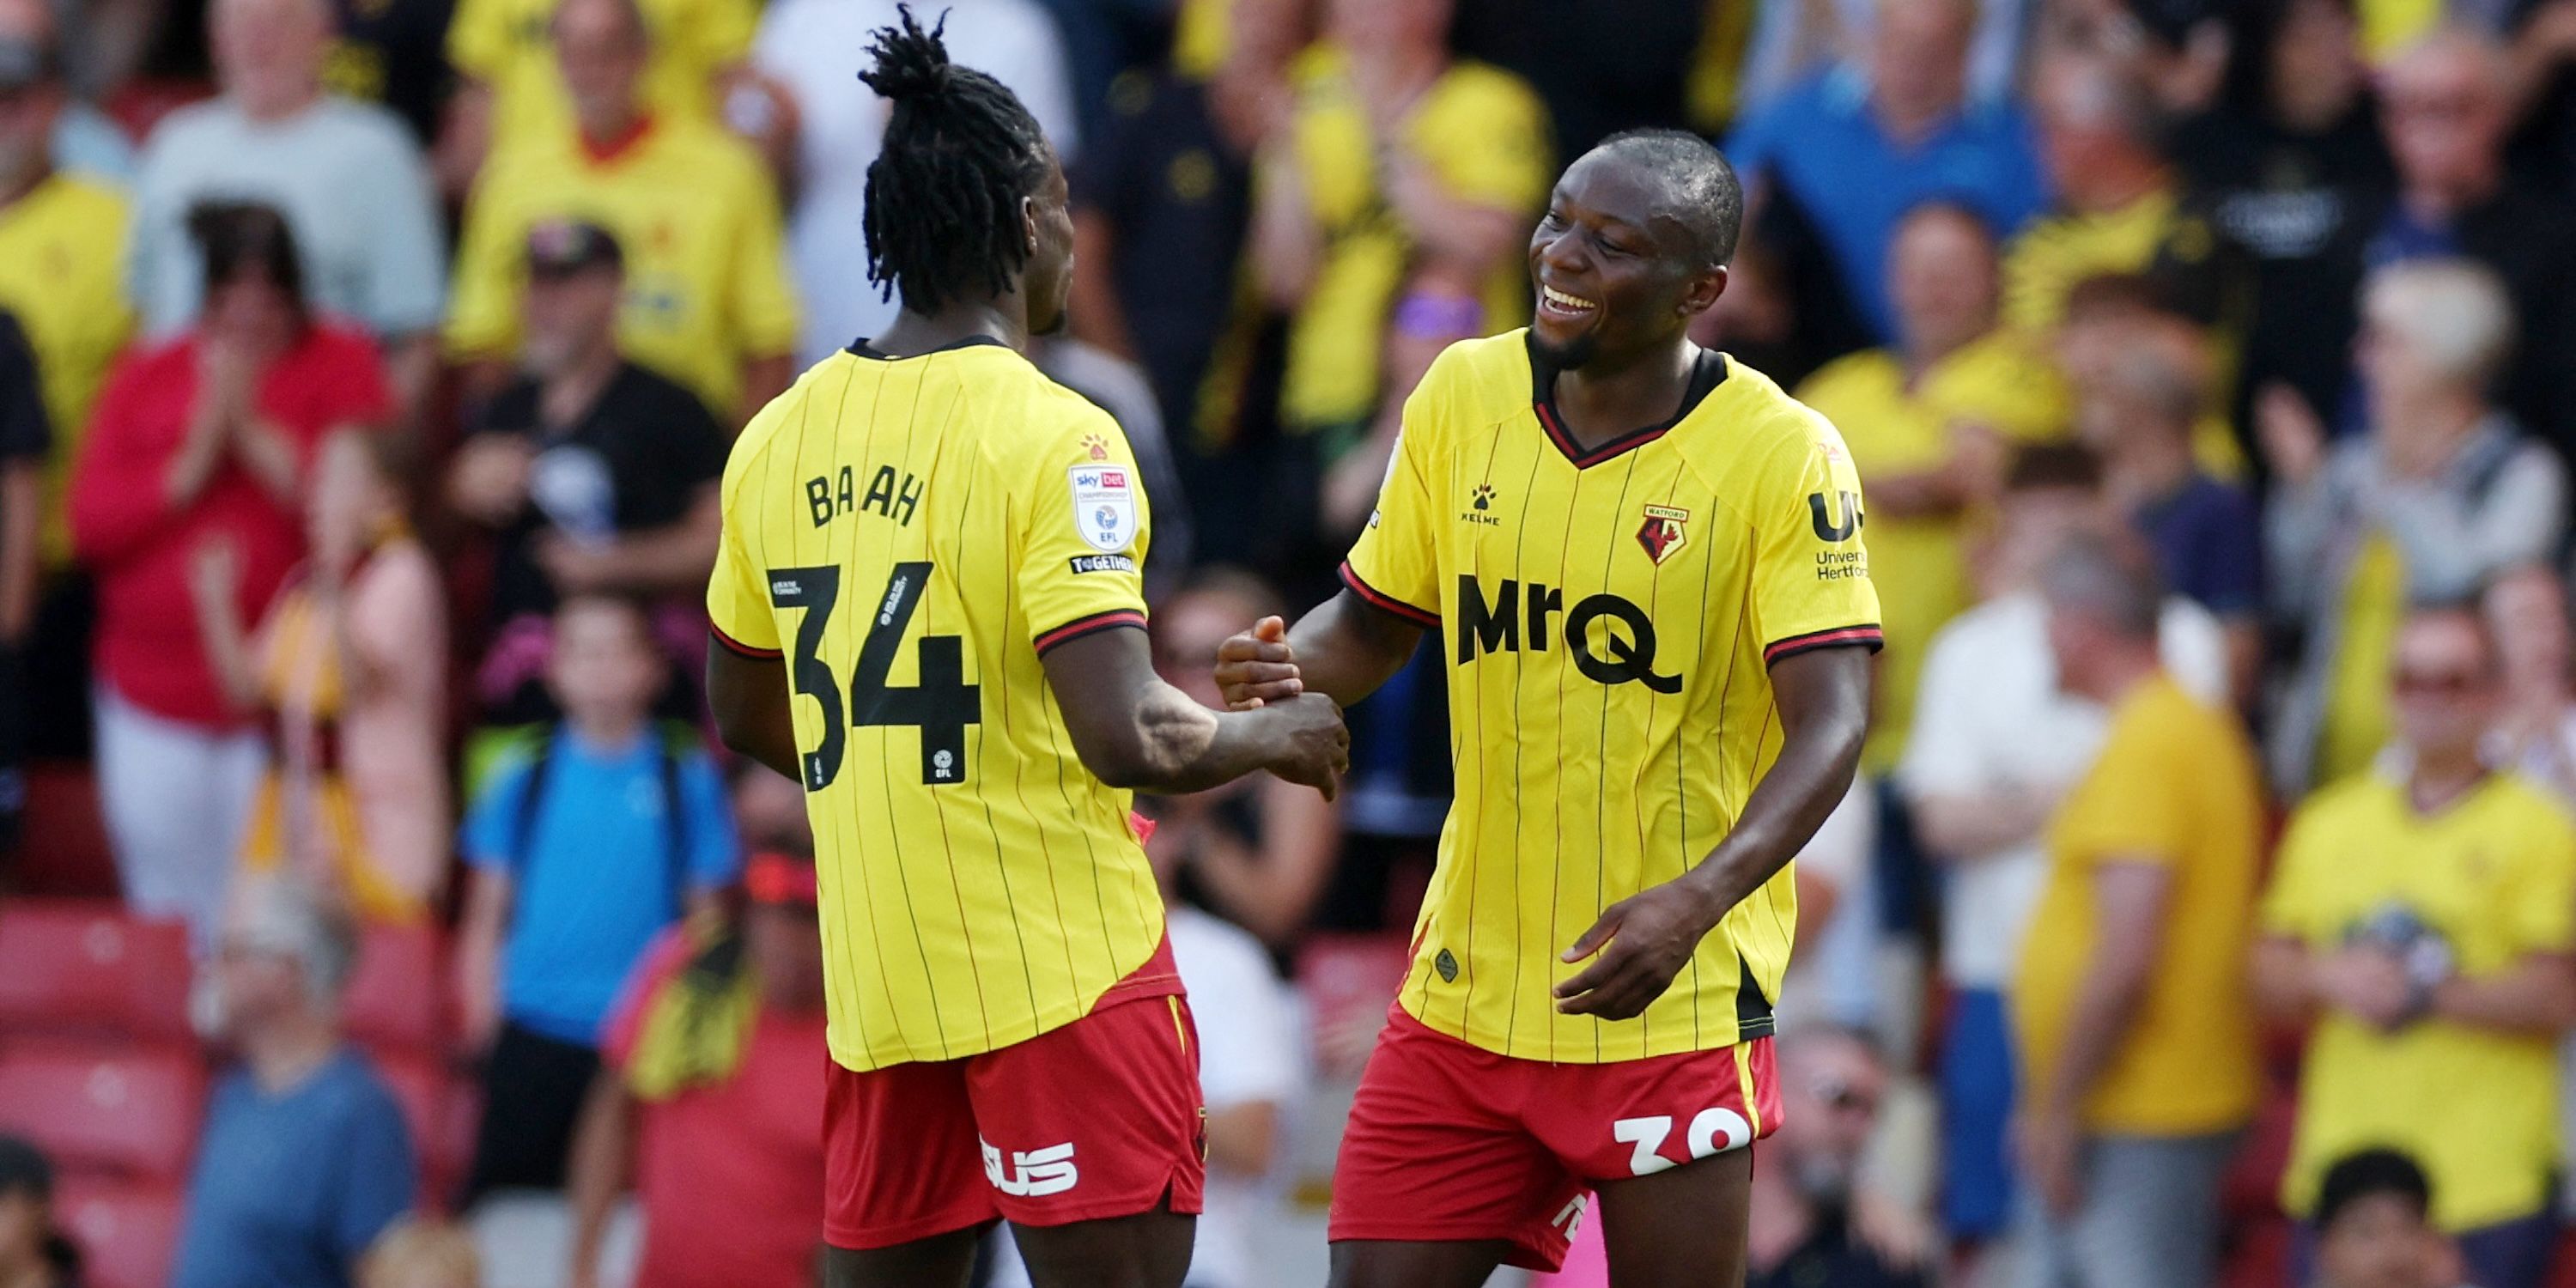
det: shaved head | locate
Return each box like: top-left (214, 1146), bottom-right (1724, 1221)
top-left (1590, 129), bottom-right (1743, 270)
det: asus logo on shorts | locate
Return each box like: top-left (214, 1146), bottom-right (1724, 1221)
top-left (981, 1139), bottom-right (1079, 1197)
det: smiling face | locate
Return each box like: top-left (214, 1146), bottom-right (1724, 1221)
top-left (1526, 148), bottom-right (1725, 371)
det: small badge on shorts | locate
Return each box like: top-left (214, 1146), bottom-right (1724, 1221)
top-left (1434, 949), bottom-right (1460, 983)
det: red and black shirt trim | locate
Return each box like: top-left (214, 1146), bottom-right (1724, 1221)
top-left (1527, 333), bottom-right (1728, 470)
top-left (709, 623), bottom-right (782, 659)
top-left (1762, 624), bottom-right (1884, 665)
top-left (1339, 562), bottom-right (1439, 627)
top-left (1034, 609), bottom-right (1149, 656)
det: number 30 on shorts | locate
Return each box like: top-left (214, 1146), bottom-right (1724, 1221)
top-left (1612, 1107), bottom-right (1753, 1176)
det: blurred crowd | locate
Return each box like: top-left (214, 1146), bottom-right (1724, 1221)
top-left (4, 0), bottom-right (2576, 1285)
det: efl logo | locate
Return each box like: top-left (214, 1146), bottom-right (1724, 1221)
top-left (981, 1138), bottom-right (1080, 1198)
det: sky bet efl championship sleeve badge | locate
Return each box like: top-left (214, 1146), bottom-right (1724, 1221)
top-left (1067, 464), bottom-right (1139, 553)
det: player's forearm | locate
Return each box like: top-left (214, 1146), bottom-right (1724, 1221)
top-left (1112, 689), bottom-right (1280, 794)
top-left (1670, 654), bottom-right (1868, 923)
top-left (708, 647), bottom-right (804, 782)
top-left (2433, 956), bottom-right (2576, 1035)
top-left (1286, 591), bottom-right (1423, 708)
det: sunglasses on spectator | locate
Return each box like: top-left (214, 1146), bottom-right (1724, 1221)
top-left (1809, 1076), bottom-right (1878, 1116)
top-left (2392, 669), bottom-right (2487, 697)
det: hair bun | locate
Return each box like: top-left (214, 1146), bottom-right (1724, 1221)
top-left (858, 5), bottom-right (957, 103)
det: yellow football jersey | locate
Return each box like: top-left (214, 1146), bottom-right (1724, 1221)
top-left (708, 338), bottom-right (1174, 1072)
top-left (1344, 331), bottom-right (1881, 1063)
top-left (446, 0), bottom-right (755, 155)
top-left (446, 117), bottom-right (800, 416)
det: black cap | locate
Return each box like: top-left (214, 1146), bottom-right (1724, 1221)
top-left (0, 1135), bottom-right (53, 1199)
top-left (0, 38), bottom-right (52, 91)
top-left (525, 218), bottom-right (623, 277)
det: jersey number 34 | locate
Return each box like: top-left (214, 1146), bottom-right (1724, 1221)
top-left (767, 562), bottom-right (981, 791)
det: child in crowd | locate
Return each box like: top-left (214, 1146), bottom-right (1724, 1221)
top-left (2312, 1149), bottom-right (2458, 1288)
top-left (453, 592), bottom-right (740, 1205)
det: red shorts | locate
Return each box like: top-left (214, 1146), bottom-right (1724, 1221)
top-left (823, 987), bottom-right (1205, 1249)
top-left (1328, 1003), bottom-right (1783, 1272)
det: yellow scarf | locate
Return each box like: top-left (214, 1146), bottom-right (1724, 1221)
top-left (624, 917), bottom-right (760, 1102)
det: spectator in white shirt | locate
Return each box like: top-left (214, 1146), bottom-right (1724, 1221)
top-left (125, 0), bottom-right (444, 422)
top-left (1897, 443), bottom-right (2227, 1267)
top-left (750, 0), bottom-right (1078, 367)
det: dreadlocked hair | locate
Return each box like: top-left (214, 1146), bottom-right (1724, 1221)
top-left (857, 6), bottom-right (1052, 315)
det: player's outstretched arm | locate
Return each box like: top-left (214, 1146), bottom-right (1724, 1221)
top-left (1045, 625), bottom-right (1352, 798)
top-left (1215, 589), bottom-right (1425, 711)
top-left (708, 644), bottom-right (805, 784)
top-left (1556, 645), bottom-right (1872, 1019)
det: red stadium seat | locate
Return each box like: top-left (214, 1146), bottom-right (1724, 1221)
top-left (55, 1178), bottom-right (184, 1288)
top-left (0, 1041), bottom-right (206, 1183)
top-left (343, 923), bottom-right (453, 1058)
top-left (373, 1050), bottom-right (478, 1212)
top-left (0, 902), bottom-right (194, 1043)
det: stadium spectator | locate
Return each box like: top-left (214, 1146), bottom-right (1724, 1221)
top-left (1144, 568), bottom-right (1340, 947)
top-left (447, 221), bottom-right (727, 731)
top-left (454, 593), bottom-right (740, 1203)
top-left (1744, 1028), bottom-right (1931, 1288)
top-left (2360, 27), bottom-right (2576, 458)
top-left (1796, 200), bottom-right (2069, 774)
top-left (2004, 55), bottom-right (2212, 338)
top-left (755, 0), bottom-right (1080, 368)
top-left (2311, 1150), bottom-right (2451, 1288)
top-left (2071, 314), bottom-right (2263, 704)
top-left (445, 0), bottom-right (797, 426)
top-left (0, 0), bottom-right (128, 183)
top-left (2263, 258), bottom-right (2567, 793)
top-left (2009, 533), bottom-right (2263, 1288)
top-left (318, 0), bottom-right (457, 149)
top-left (565, 787), bottom-right (824, 1288)
top-left (2168, 0), bottom-right (2391, 442)
top-left (2254, 606), bottom-right (2576, 1288)
top-left (1250, 0), bottom-right (1551, 444)
top-left (1733, 0), bottom-right (2032, 120)
top-left (359, 1218), bottom-right (484, 1288)
top-left (1064, 0), bottom-right (1300, 514)
top-left (2485, 566), bottom-right (2576, 801)
top-left (2052, 273), bottom-right (2247, 477)
top-left (70, 202), bottom-right (391, 944)
top-left (193, 431), bottom-right (447, 921)
top-left (125, 0), bottom-right (444, 421)
top-left (1724, 0), bottom-right (2049, 343)
top-left (0, 1135), bottom-right (78, 1288)
top-left (438, 0), bottom-right (753, 197)
top-left (0, 0), bottom-right (131, 555)
top-left (0, 313), bottom-right (44, 858)
top-left (1899, 447), bottom-right (2229, 1261)
top-left (173, 874), bottom-right (417, 1288)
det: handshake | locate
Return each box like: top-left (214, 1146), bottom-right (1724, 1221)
top-left (1211, 615), bottom-right (1350, 800)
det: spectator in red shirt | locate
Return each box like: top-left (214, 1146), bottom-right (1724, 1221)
top-left (69, 200), bottom-right (391, 944)
top-left (563, 766), bottom-right (826, 1288)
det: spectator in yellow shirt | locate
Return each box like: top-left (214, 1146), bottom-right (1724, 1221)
top-left (445, 0), bottom-right (798, 427)
top-left (2010, 532), bottom-right (2264, 1288)
top-left (1796, 200), bottom-right (2067, 772)
top-left (437, 0), bottom-right (753, 197)
top-left (2005, 54), bottom-right (2212, 338)
top-left (2254, 605), bottom-right (2576, 1288)
top-left (1249, 0), bottom-right (1551, 445)
top-left (0, 5), bottom-right (131, 573)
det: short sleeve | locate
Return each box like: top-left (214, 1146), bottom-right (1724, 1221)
top-left (445, 0), bottom-right (508, 80)
top-left (1020, 408), bottom-right (1152, 655)
top-left (708, 428), bottom-right (782, 659)
top-left (2258, 800), bottom-right (2332, 940)
top-left (723, 155), bottom-right (802, 360)
top-left (1338, 364), bottom-right (1446, 627)
top-left (2052, 712), bottom-right (2192, 870)
top-left (460, 756), bottom-right (535, 871)
top-left (2502, 799), bottom-right (2576, 956)
top-left (1423, 72), bottom-right (1552, 215)
top-left (678, 752), bottom-right (744, 888)
top-left (330, 1078), bottom-right (417, 1257)
top-left (1750, 422), bottom-right (1883, 665)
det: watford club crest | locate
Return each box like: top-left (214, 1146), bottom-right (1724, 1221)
top-left (1637, 504), bottom-right (1690, 565)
